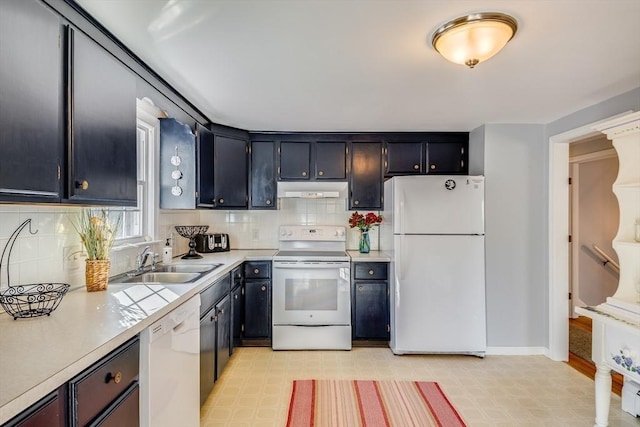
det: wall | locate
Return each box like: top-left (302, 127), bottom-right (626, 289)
top-left (483, 124), bottom-right (547, 348)
top-left (468, 125), bottom-right (485, 175)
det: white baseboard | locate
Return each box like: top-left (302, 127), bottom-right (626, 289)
top-left (486, 346), bottom-right (549, 356)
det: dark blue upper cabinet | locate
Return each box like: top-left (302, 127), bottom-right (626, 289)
top-left (159, 118), bottom-right (196, 209)
top-left (385, 142), bottom-right (424, 175)
top-left (349, 141), bottom-right (384, 210)
top-left (314, 141), bottom-right (346, 180)
top-left (196, 124), bottom-right (215, 208)
top-left (279, 141), bottom-right (311, 180)
top-left (427, 142), bottom-right (467, 174)
top-left (250, 140), bottom-right (277, 209)
top-left (0, 0), bottom-right (62, 203)
top-left (67, 28), bottom-right (137, 205)
top-left (212, 133), bottom-right (248, 209)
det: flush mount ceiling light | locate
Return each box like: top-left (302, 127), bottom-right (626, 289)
top-left (431, 12), bottom-right (518, 68)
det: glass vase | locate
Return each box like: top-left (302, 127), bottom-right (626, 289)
top-left (359, 230), bottom-right (370, 254)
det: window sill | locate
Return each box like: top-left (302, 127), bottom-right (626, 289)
top-left (112, 239), bottom-right (162, 252)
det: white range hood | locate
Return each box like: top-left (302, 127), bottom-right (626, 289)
top-left (277, 181), bottom-right (348, 199)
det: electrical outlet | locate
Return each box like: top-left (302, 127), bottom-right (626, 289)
top-left (63, 245), bottom-right (85, 272)
top-left (252, 229), bottom-right (260, 240)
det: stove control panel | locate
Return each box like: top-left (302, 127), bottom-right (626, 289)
top-left (279, 225), bottom-right (346, 241)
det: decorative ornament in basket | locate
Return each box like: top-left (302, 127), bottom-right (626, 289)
top-left (72, 209), bottom-right (121, 292)
top-left (0, 219), bottom-right (70, 319)
top-left (174, 225), bottom-right (209, 259)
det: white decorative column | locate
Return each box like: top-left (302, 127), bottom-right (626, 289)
top-left (575, 111), bottom-right (640, 427)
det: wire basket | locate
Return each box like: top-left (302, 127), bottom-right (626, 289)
top-left (0, 283), bottom-right (70, 320)
top-left (0, 219), bottom-right (70, 319)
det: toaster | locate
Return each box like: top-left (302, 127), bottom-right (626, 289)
top-left (195, 233), bottom-right (230, 253)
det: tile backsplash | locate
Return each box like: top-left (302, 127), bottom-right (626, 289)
top-left (0, 199), bottom-right (379, 290)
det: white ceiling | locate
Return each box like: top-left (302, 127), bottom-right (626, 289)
top-left (76, 0), bottom-right (640, 132)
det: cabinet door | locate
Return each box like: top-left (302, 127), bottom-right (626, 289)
top-left (426, 142), bottom-right (467, 174)
top-left (159, 118), bottom-right (196, 209)
top-left (196, 124), bottom-right (215, 208)
top-left (244, 280), bottom-right (271, 339)
top-left (68, 28), bottom-right (137, 205)
top-left (5, 388), bottom-right (64, 427)
top-left (279, 141), bottom-right (310, 180)
top-left (213, 134), bottom-right (248, 208)
top-left (250, 140), bottom-right (276, 209)
top-left (314, 141), bottom-right (346, 179)
top-left (385, 142), bottom-right (423, 175)
top-left (199, 307), bottom-right (215, 406)
top-left (0, 0), bottom-right (62, 203)
top-left (231, 285), bottom-right (244, 352)
top-left (353, 281), bottom-right (389, 340)
top-left (215, 295), bottom-right (231, 380)
top-left (88, 383), bottom-right (139, 427)
top-left (349, 142), bottom-right (383, 210)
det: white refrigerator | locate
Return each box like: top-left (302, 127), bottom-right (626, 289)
top-left (380, 175), bottom-right (486, 356)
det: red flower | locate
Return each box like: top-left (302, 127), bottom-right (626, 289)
top-left (349, 211), bottom-right (383, 231)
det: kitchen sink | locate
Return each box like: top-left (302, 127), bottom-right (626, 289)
top-left (154, 263), bottom-right (222, 274)
top-left (119, 272), bottom-right (201, 284)
top-left (110, 263), bottom-right (223, 284)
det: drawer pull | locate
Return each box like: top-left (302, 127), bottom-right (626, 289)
top-left (76, 180), bottom-right (89, 190)
top-left (261, 285), bottom-right (266, 291)
top-left (266, 199), bottom-right (272, 205)
top-left (358, 286), bottom-right (364, 292)
top-left (218, 198), bottom-right (224, 204)
top-left (354, 200), bottom-right (359, 206)
top-left (413, 164), bottom-right (419, 170)
top-left (430, 164), bottom-right (436, 170)
top-left (301, 171), bottom-right (307, 177)
top-left (318, 171), bottom-right (324, 176)
top-left (106, 371), bottom-right (122, 384)
top-left (253, 268), bottom-right (260, 274)
top-left (368, 269), bottom-right (375, 275)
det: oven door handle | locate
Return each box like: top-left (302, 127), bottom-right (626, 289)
top-left (273, 263), bottom-right (350, 269)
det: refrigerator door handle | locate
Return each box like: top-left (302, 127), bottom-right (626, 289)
top-left (398, 188), bottom-right (405, 235)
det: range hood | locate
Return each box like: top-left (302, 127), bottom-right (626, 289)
top-left (277, 181), bottom-right (348, 199)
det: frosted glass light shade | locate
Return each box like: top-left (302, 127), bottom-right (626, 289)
top-left (432, 13), bottom-right (518, 68)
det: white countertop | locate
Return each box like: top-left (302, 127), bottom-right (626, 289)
top-left (0, 249), bottom-right (276, 424)
top-left (0, 248), bottom-right (388, 422)
top-left (347, 250), bottom-right (391, 262)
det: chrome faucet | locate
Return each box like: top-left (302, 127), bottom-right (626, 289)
top-left (136, 246), bottom-right (151, 273)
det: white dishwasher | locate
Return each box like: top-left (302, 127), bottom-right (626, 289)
top-left (140, 294), bottom-right (200, 427)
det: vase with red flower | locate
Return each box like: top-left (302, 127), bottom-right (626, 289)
top-left (348, 211), bottom-right (383, 254)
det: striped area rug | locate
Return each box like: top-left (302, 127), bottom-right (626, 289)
top-left (286, 380), bottom-right (466, 427)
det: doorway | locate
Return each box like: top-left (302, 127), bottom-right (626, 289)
top-left (547, 111), bottom-right (631, 362)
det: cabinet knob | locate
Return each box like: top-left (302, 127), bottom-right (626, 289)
top-left (301, 171), bottom-right (307, 177)
top-left (368, 269), bottom-right (375, 275)
top-left (253, 268), bottom-right (260, 274)
top-left (106, 371), bottom-right (122, 384)
top-left (358, 286), bottom-right (364, 292)
top-left (318, 171), bottom-right (324, 176)
top-left (354, 200), bottom-right (359, 205)
top-left (218, 198), bottom-right (224, 204)
top-left (413, 164), bottom-right (419, 170)
top-left (76, 180), bottom-right (89, 190)
top-left (266, 199), bottom-right (272, 205)
top-left (430, 164), bottom-right (436, 170)
top-left (218, 308), bottom-right (225, 315)
top-left (261, 285), bottom-right (266, 291)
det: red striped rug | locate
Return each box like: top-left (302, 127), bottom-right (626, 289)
top-left (286, 380), bottom-right (466, 427)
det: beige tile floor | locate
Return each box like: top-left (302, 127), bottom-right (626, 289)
top-left (200, 347), bottom-right (638, 427)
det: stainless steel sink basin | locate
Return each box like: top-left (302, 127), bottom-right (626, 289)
top-left (120, 272), bottom-right (201, 284)
top-left (154, 263), bottom-right (222, 274)
top-left (110, 263), bottom-right (223, 285)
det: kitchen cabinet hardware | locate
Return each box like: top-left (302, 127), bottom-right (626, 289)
top-left (358, 286), bottom-right (364, 292)
top-left (368, 269), bottom-right (375, 275)
top-left (218, 198), bottom-right (224, 204)
top-left (254, 268), bottom-right (260, 274)
top-left (413, 164), bottom-right (419, 170)
top-left (354, 200), bottom-right (359, 205)
top-left (266, 199), bottom-right (272, 205)
top-left (106, 371), bottom-right (122, 384)
top-left (430, 164), bottom-right (436, 170)
top-left (318, 170), bottom-right (324, 176)
top-left (261, 285), bottom-right (266, 291)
